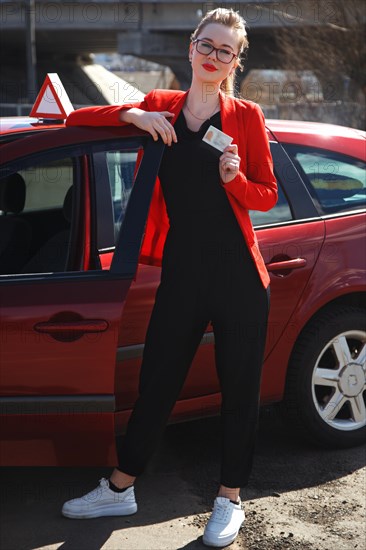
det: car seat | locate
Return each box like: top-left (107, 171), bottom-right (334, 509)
top-left (21, 186), bottom-right (73, 274)
top-left (0, 173), bottom-right (32, 274)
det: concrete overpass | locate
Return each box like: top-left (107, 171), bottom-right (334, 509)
top-left (0, 0), bottom-right (350, 100)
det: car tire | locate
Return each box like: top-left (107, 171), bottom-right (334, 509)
top-left (282, 305), bottom-right (366, 448)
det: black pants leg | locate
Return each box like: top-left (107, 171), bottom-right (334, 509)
top-left (207, 244), bottom-right (270, 488)
top-left (213, 278), bottom-right (268, 487)
top-left (117, 264), bottom-right (210, 477)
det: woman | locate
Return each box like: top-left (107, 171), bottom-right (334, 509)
top-left (62, 8), bottom-right (277, 547)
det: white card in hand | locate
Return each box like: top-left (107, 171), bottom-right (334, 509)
top-left (202, 125), bottom-right (233, 152)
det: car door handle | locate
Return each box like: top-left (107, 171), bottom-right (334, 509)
top-left (266, 257), bottom-right (307, 272)
top-left (34, 320), bottom-right (109, 334)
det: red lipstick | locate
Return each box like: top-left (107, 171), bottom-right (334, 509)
top-left (202, 63), bottom-right (218, 72)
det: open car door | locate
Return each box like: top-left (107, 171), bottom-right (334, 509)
top-left (0, 128), bottom-right (165, 466)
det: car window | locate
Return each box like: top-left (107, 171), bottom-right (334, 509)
top-left (283, 145), bottom-right (366, 214)
top-left (93, 146), bottom-right (142, 252)
top-left (0, 134), bottom-right (160, 277)
top-left (249, 181), bottom-right (293, 227)
top-left (0, 156), bottom-right (79, 276)
top-left (106, 149), bottom-right (138, 242)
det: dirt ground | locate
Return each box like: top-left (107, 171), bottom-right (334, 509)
top-left (0, 406), bottom-right (365, 549)
top-left (167, 406), bottom-right (366, 550)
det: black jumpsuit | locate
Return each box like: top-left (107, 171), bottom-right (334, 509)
top-left (117, 110), bottom-right (270, 488)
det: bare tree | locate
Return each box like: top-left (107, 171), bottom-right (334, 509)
top-left (275, 0), bottom-right (366, 102)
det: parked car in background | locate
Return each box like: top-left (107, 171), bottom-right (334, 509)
top-left (0, 97), bottom-right (365, 466)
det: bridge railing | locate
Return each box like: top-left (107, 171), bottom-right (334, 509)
top-left (0, 103), bottom-right (87, 117)
top-left (1, 101), bottom-right (364, 131)
top-left (0, 103), bottom-right (33, 117)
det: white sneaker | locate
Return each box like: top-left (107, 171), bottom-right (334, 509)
top-left (203, 496), bottom-right (245, 547)
top-left (62, 478), bottom-right (137, 519)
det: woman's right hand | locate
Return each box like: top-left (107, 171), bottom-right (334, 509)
top-left (120, 108), bottom-right (177, 145)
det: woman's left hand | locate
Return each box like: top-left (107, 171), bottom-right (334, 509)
top-left (219, 144), bottom-right (241, 184)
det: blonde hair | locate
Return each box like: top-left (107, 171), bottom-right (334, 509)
top-left (190, 8), bottom-right (249, 96)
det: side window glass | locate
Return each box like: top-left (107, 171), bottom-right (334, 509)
top-left (95, 146), bottom-right (142, 257)
top-left (106, 149), bottom-right (139, 242)
top-left (284, 146), bottom-right (366, 214)
top-left (249, 181), bottom-right (293, 227)
top-left (0, 157), bottom-right (77, 276)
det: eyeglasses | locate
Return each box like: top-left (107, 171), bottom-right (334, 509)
top-left (192, 39), bottom-right (238, 64)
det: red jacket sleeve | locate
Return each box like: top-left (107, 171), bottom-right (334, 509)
top-left (65, 90), bottom-right (155, 127)
top-left (221, 103), bottom-right (277, 212)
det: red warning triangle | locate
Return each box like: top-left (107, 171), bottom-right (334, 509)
top-left (30, 73), bottom-right (74, 119)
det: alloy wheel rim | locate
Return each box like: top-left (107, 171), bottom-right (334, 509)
top-left (311, 330), bottom-right (366, 431)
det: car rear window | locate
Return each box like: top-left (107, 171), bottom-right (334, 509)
top-left (284, 145), bottom-right (366, 214)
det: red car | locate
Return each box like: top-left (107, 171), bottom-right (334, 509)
top-left (0, 105), bottom-right (365, 466)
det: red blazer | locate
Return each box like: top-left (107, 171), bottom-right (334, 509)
top-left (66, 89), bottom-right (278, 288)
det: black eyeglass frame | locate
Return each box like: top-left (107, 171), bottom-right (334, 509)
top-left (192, 39), bottom-right (239, 64)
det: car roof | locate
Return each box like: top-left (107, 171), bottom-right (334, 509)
top-left (0, 117), bottom-right (64, 136)
top-left (266, 119), bottom-right (365, 159)
top-left (267, 118), bottom-right (365, 140)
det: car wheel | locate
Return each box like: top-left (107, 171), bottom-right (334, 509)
top-left (282, 306), bottom-right (366, 448)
